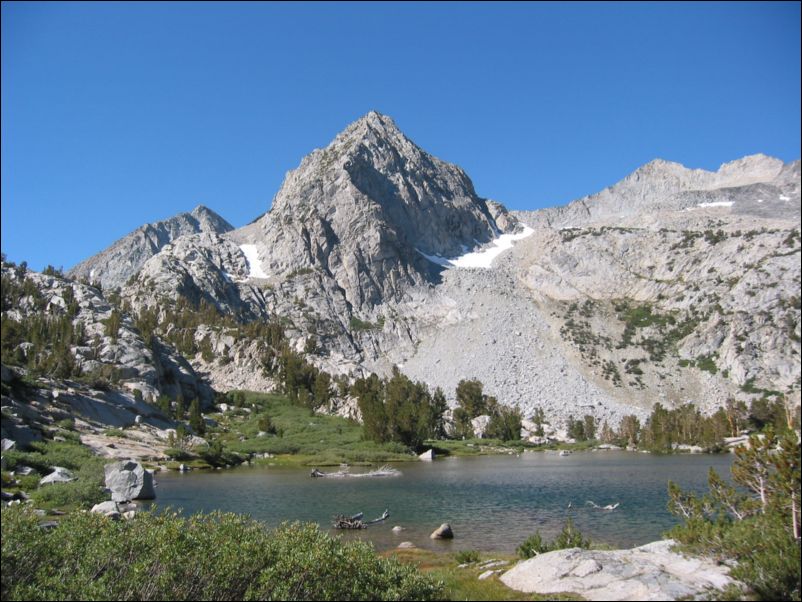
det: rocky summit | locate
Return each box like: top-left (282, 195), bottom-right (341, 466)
top-left (68, 205), bottom-right (234, 291)
top-left (9, 111), bottom-right (802, 431)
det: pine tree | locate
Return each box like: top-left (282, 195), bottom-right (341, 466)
top-left (175, 395), bottom-right (185, 421)
top-left (188, 398), bottom-right (205, 435)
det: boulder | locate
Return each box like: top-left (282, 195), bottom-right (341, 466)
top-left (397, 541), bottom-right (416, 549)
top-left (500, 539), bottom-right (736, 601)
top-left (470, 415), bottom-right (491, 438)
top-left (418, 449), bottom-right (434, 461)
top-left (39, 466), bottom-right (75, 485)
top-left (104, 460), bottom-right (155, 501)
top-left (430, 523), bottom-right (454, 539)
top-left (391, 525), bottom-right (405, 533)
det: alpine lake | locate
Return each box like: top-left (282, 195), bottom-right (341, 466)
top-left (143, 451), bottom-right (734, 554)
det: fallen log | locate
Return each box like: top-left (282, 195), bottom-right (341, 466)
top-left (311, 465), bottom-right (401, 479)
top-left (332, 509), bottom-right (390, 529)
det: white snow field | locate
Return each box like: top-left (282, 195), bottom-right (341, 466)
top-left (239, 244), bottom-right (269, 279)
top-left (417, 226), bottom-right (534, 269)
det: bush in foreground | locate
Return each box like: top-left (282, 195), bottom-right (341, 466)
top-left (1, 507), bottom-right (444, 601)
top-left (517, 517), bottom-right (591, 559)
top-left (667, 430), bottom-right (801, 600)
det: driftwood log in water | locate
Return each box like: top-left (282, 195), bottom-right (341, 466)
top-left (332, 509), bottom-right (390, 529)
top-left (311, 465), bottom-right (401, 479)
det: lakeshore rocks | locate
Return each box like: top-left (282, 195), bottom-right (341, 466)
top-left (418, 449), bottom-right (434, 461)
top-left (430, 523), bottom-right (454, 539)
top-left (91, 500), bottom-right (138, 519)
top-left (39, 466), bottom-right (75, 485)
top-left (500, 539), bottom-right (736, 601)
top-left (391, 525), bottom-right (405, 533)
top-left (104, 460), bottom-right (155, 502)
top-left (397, 541), bottom-right (416, 549)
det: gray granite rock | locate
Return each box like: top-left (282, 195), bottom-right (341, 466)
top-left (104, 461), bottom-right (155, 502)
top-left (430, 523), bottom-right (454, 539)
top-left (39, 466), bottom-right (74, 485)
top-left (69, 205), bottom-right (233, 290)
top-left (500, 539), bottom-right (736, 601)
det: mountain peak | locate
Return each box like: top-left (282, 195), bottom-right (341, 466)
top-left (69, 206), bottom-right (233, 289)
top-left (334, 110), bottom-right (409, 151)
top-left (188, 205), bottom-right (234, 231)
top-left (247, 112), bottom-right (505, 308)
top-left (356, 110), bottom-right (396, 128)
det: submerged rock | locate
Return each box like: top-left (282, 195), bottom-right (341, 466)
top-left (430, 523), bottom-right (454, 539)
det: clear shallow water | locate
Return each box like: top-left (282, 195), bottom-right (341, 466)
top-left (145, 451), bottom-right (733, 553)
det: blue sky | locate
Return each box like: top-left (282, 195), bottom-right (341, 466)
top-left (2, 2), bottom-right (800, 271)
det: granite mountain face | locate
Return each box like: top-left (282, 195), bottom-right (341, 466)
top-left (68, 205), bottom-right (234, 291)
top-left (231, 110), bottom-right (508, 308)
top-left (52, 112), bottom-right (802, 426)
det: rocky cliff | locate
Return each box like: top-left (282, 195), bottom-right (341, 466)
top-left (68, 205), bottom-right (234, 291)
top-left (51, 113), bottom-right (800, 428)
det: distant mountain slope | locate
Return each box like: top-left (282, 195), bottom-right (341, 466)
top-left (520, 154), bottom-right (799, 229)
top-left (68, 205), bottom-right (233, 290)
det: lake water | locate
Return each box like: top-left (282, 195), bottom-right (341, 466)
top-left (146, 451), bottom-right (734, 553)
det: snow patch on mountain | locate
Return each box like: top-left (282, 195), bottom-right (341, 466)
top-left (239, 244), bottom-right (268, 279)
top-left (417, 226), bottom-right (534, 269)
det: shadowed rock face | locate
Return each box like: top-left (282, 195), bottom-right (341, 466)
top-left (68, 205), bottom-right (234, 291)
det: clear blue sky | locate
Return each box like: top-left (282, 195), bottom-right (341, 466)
top-left (2, 2), bottom-right (800, 271)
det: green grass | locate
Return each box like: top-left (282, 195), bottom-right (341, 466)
top-left (102, 428), bottom-right (126, 438)
top-left (213, 391), bottom-right (414, 465)
top-left (429, 438), bottom-right (599, 458)
top-left (2, 439), bottom-right (106, 510)
top-left (349, 316), bottom-right (384, 332)
top-left (427, 438), bottom-right (526, 457)
top-left (388, 548), bottom-right (582, 601)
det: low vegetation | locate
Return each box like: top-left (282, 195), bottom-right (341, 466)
top-left (1, 508), bottom-right (444, 601)
top-left (667, 430), bottom-right (801, 600)
top-left (1, 439), bottom-right (106, 509)
top-left (389, 548), bottom-right (580, 601)
top-left (208, 391), bottom-right (413, 466)
top-left (517, 517), bottom-right (591, 559)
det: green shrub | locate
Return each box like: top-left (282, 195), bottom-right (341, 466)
top-left (2, 440), bottom-right (107, 509)
top-left (517, 517), bottom-right (590, 559)
top-left (1, 507), bottom-right (444, 601)
top-left (454, 549), bottom-right (480, 564)
top-left (163, 448), bottom-right (193, 461)
top-left (517, 532), bottom-right (548, 558)
top-left (668, 431), bottom-right (801, 600)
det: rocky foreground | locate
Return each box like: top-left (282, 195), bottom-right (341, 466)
top-left (500, 539), bottom-right (735, 601)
